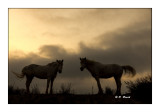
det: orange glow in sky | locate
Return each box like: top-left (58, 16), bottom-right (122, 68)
top-left (9, 9), bottom-right (151, 57)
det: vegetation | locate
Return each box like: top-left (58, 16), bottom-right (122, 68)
top-left (104, 87), bottom-right (114, 95)
top-left (8, 85), bottom-right (26, 95)
top-left (125, 75), bottom-right (152, 103)
top-left (31, 84), bottom-right (40, 94)
top-left (58, 83), bottom-right (74, 95)
top-left (8, 76), bottom-right (152, 104)
top-left (8, 84), bottom-right (40, 95)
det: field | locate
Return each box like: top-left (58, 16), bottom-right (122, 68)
top-left (9, 94), bottom-right (143, 104)
top-left (8, 75), bottom-right (152, 104)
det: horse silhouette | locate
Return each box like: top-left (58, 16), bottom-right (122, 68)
top-left (80, 57), bottom-right (136, 95)
top-left (12, 60), bottom-right (63, 94)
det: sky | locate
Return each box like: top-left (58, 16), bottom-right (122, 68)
top-left (9, 9), bottom-right (151, 94)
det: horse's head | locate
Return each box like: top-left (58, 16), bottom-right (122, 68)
top-left (56, 60), bottom-right (63, 73)
top-left (80, 57), bottom-right (87, 71)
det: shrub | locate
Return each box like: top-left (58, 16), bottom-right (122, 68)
top-left (8, 85), bottom-right (26, 95)
top-left (125, 75), bottom-right (152, 103)
top-left (105, 87), bottom-right (114, 95)
top-left (9, 84), bottom-right (40, 95)
top-left (59, 83), bottom-right (74, 95)
top-left (31, 84), bottom-right (40, 94)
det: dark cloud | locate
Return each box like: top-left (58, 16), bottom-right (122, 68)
top-left (79, 22), bottom-right (151, 73)
top-left (39, 45), bottom-right (68, 59)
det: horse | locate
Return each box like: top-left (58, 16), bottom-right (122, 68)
top-left (12, 60), bottom-right (63, 94)
top-left (79, 57), bottom-right (136, 95)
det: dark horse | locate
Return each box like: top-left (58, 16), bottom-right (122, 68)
top-left (80, 57), bottom-right (136, 95)
top-left (12, 60), bottom-right (63, 94)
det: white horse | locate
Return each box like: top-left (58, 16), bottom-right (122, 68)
top-left (80, 57), bottom-right (136, 95)
top-left (12, 60), bottom-right (63, 94)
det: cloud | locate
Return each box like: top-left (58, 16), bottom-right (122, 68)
top-left (39, 45), bottom-right (68, 59)
top-left (79, 22), bottom-right (151, 73)
top-left (29, 9), bottom-right (151, 40)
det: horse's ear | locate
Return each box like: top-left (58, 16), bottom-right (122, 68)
top-left (56, 60), bottom-right (59, 63)
top-left (62, 60), bottom-right (63, 62)
top-left (80, 57), bottom-right (82, 60)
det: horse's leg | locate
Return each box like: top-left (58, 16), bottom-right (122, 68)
top-left (45, 78), bottom-right (51, 94)
top-left (114, 76), bottom-right (122, 95)
top-left (50, 78), bottom-right (55, 94)
top-left (26, 76), bottom-right (33, 94)
top-left (95, 77), bottom-right (103, 94)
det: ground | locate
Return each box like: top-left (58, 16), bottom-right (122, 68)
top-left (8, 93), bottom-right (150, 104)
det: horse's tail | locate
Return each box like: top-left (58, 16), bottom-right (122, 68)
top-left (11, 71), bottom-right (25, 78)
top-left (122, 65), bottom-right (136, 77)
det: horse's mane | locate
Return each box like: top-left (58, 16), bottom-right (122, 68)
top-left (86, 59), bottom-right (100, 65)
top-left (47, 62), bottom-right (57, 67)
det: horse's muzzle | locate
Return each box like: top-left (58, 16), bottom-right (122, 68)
top-left (80, 67), bottom-right (84, 71)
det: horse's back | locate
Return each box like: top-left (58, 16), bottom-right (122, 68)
top-left (24, 64), bottom-right (57, 79)
top-left (99, 64), bottom-right (123, 78)
top-left (21, 64), bottom-right (38, 76)
top-left (104, 64), bottom-right (123, 73)
top-left (104, 64), bottom-right (121, 69)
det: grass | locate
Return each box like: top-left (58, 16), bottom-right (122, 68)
top-left (31, 84), bottom-right (40, 94)
top-left (8, 84), bottom-right (40, 95)
top-left (8, 76), bottom-right (152, 104)
top-left (104, 87), bottom-right (115, 95)
top-left (125, 75), bottom-right (152, 103)
top-left (8, 85), bottom-right (26, 95)
top-left (58, 83), bottom-right (74, 95)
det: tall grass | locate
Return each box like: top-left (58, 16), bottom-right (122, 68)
top-left (8, 85), bottom-right (26, 95)
top-left (125, 75), bottom-right (152, 103)
top-left (105, 87), bottom-right (114, 95)
top-left (8, 84), bottom-right (40, 95)
top-left (31, 84), bottom-right (40, 94)
top-left (58, 83), bottom-right (74, 95)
